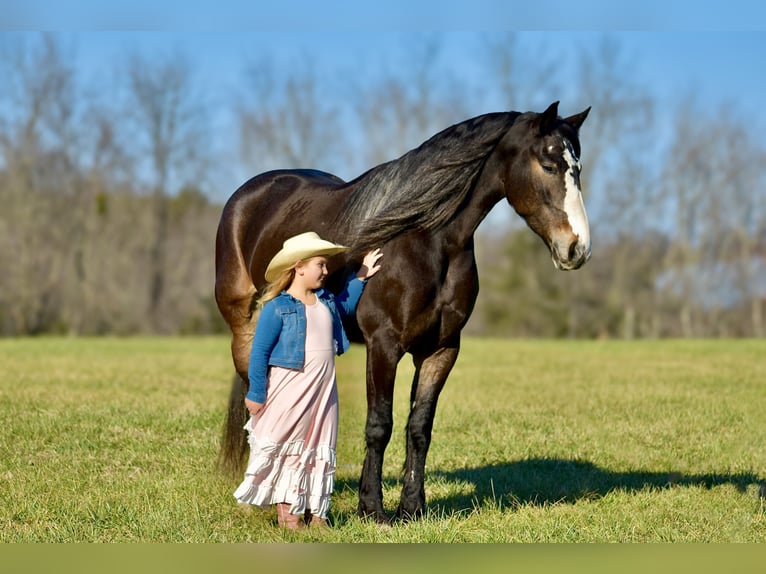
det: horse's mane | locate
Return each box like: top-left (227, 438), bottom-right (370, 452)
top-left (341, 111), bottom-right (522, 252)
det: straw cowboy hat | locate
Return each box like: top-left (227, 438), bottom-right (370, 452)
top-left (264, 231), bottom-right (349, 282)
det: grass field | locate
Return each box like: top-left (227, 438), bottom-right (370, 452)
top-left (1, 336), bottom-right (764, 542)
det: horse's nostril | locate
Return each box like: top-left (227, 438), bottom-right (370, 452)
top-left (568, 241), bottom-right (578, 261)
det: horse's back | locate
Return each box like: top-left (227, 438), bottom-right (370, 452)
top-left (218, 168), bottom-right (346, 255)
top-left (229, 169), bottom-right (345, 204)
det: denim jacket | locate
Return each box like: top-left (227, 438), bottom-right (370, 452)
top-left (246, 276), bottom-right (366, 404)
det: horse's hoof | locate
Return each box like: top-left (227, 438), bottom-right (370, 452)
top-left (395, 507), bottom-right (424, 522)
top-left (358, 508), bottom-right (393, 526)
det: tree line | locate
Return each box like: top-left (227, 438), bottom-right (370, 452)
top-left (1, 33), bottom-right (764, 338)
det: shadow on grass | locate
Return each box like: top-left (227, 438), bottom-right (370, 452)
top-left (335, 458), bottom-right (765, 518)
top-left (428, 458), bottom-right (766, 513)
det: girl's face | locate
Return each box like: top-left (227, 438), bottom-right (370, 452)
top-left (295, 256), bottom-right (329, 289)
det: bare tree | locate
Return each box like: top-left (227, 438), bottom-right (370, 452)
top-left (0, 36), bottom-right (222, 336)
top-left (353, 37), bottom-right (470, 169)
top-left (481, 32), bottom-right (565, 111)
top-left (0, 34), bottom-right (85, 334)
top-left (123, 51), bottom-right (211, 332)
top-left (709, 110), bottom-right (766, 337)
top-left (237, 54), bottom-right (347, 177)
top-left (661, 101), bottom-right (766, 337)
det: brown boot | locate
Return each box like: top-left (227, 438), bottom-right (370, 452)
top-left (306, 512), bottom-right (330, 529)
top-left (276, 503), bottom-right (304, 530)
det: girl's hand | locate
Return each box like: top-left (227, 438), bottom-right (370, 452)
top-left (245, 397), bottom-right (265, 417)
top-left (357, 248), bottom-right (383, 280)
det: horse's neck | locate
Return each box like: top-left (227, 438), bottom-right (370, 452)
top-left (447, 162), bottom-right (506, 245)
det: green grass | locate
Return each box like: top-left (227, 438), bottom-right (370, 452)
top-left (0, 336), bottom-right (764, 542)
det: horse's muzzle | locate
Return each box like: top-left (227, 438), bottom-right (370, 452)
top-left (552, 239), bottom-right (591, 271)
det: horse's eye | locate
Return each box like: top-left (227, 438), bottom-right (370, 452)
top-left (541, 163), bottom-right (557, 174)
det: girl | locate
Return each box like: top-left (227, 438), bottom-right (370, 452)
top-left (233, 232), bottom-right (382, 529)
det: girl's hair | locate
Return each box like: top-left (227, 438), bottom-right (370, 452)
top-left (257, 267), bottom-right (296, 309)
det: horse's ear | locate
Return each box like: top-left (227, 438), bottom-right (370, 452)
top-left (564, 107), bottom-right (591, 131)
top-left (537, 101), bottom-right (560, 134)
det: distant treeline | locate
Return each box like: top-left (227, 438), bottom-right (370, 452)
top-left (1, 34), bottom-right (764, 337)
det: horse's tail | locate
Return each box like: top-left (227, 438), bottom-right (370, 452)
top-left (217, 371), bottom-right (250, 477)
top-left (214, 194), bottom-right (260, 477)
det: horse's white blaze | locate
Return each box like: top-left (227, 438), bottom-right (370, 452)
top-left (562, 142), bottom-right (590, 249)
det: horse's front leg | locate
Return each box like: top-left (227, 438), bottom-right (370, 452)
top-left (358, 338), bottom-right (402, 524)
top-left (398, 345), bottom-right (459, 519)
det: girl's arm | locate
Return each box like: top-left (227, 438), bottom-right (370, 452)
top-left (246, 302), bottom-right (282, 406)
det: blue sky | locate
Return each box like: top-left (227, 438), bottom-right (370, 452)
top-left (3, 2), bottom-right (766, 200)
top-left (51, 30), bottom-right (766, 118)
top-left (3, 1), bottom-right (766, 31)
top-left (5, 1), bottom-right (765, 123)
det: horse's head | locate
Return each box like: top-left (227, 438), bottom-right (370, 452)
top-left (501, 101), bottom-right (591, 271)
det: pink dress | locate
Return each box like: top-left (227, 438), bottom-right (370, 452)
top-left (233, 299), bottom-right (339, 518)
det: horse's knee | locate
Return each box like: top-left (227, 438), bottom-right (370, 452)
top-left (365, 414), bottom-right (393, 448)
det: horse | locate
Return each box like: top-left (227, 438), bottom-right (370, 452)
top-left (215, 101), bottom-right (591, 523)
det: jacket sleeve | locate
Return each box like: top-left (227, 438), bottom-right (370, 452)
top-left (246, 301), bottom-right (282, 404)
top-left (333, 275), bottom-right (366, 318)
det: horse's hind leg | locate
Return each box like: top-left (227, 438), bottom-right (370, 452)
top-left (398, 344), bottom-right (459, 519)
top-left (214, 277), bottom-right (258, 476)
top-left (358, 335), bottom-right (403, 524)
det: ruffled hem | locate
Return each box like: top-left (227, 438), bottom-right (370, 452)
top-left (233, 435), bottom-right (336, 518)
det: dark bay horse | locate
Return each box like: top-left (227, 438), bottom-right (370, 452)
top-left (215, 101), bottom-right (591, 522)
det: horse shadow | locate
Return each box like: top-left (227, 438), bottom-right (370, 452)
top-left (429, 459), bottom-right (765, 512)
top-left (337, 458), bottom-right (765, 518)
